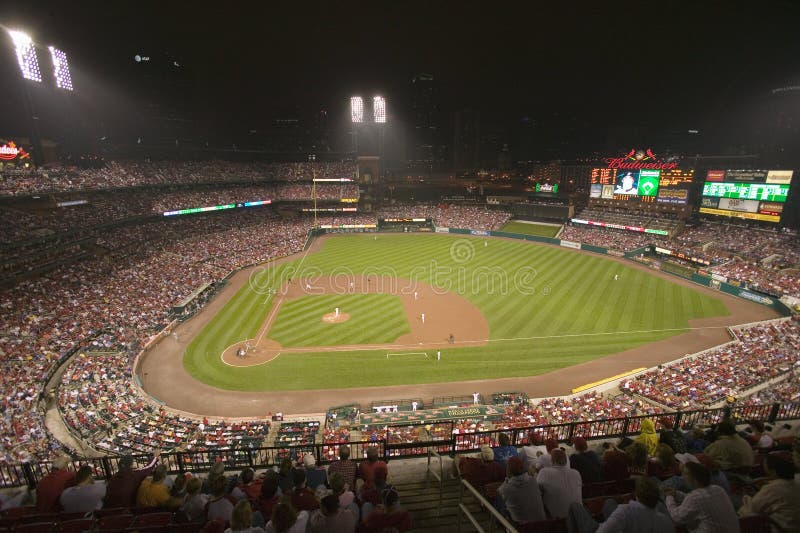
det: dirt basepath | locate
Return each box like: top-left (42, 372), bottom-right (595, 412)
top-left (137, 234), bottom-right (778, 417)
top-left (221, 274), bottom-right (488, 366)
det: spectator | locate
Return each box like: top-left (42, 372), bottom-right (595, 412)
top-left (738, 453), bottom-right (800, 532)
top-left (35, 454), bottom-right (75, 513)
top-left (497, 456), bottom-right (546, 526)
top-left (454, 444), bottom-right (506, 494)
top-left (520, 431), bottom-right (547, 473)
top-left (265, 502), bottom-right (309, 533)
top-left (493, 432), bottom-right (519, 465)
top-left (647, 444), bottom-right (680, 480)
top-left (626, 442), bottom-right (649, 477)
top-left (288, 468), bottom-right (318, 512)
top-left (327, 472), bottom-right (356, 511)
top-left (104, 451), bottom-right (159, 508)
top-left (362, 487), bottom-right (412, 533)
top-left (602, 439), bottom-right (632, 481)
top-left (704, 420), bottom-right (754, 472)
top-left (659, 419), bottom-right (687, 454)
top-left (570, 436), bottom-right (604, 483)
top-left (537, 448), bottom-right (583, 519)
top-left (253, 471), bottom-right (280, 522)
top-left (308, 493), bottom-right (357, 533)
top-left (234, 468), bottom-right (263, 504)
top-left (206, 474), bottom-right (237, 525)
top-left (636, 419), bottom-right (660, 456)
top-left (567, 475), bottom-right (674, 533)
top-left (326, 445), bottom-right (358, 491)
top-left (180, 476), bottom-right (208, 523)
top-left (301, 454), bottom-right (327, 491)
top-left (59, 464), bottom-right (106, 514)
top-left (137, 464), bottom-right (177, 508)
top-left (664, 461), bottom-right (740, 533)
top-left (226, 500), bottom-right (265, 533)
top-left (359, 446), bottom-right (388, 492)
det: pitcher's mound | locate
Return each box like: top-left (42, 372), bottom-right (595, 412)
top-left (322, 312), bottom-right (350, 323)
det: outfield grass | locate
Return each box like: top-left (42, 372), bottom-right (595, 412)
top-left (500, 221), bottom-right (562, 238)
top-left (268, 294), bottom-right (410, 347)
top-left (184, 234), bottom-right (729, 391)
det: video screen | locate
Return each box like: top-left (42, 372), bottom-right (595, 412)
top-left (614, 170), bottom-right (639, 195)
top-left (699, 169), bottom-right (794, 223)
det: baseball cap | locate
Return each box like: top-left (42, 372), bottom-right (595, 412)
top-left (480, 444), bottom-right (494, 461)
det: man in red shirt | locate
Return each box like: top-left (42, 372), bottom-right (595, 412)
top-left (288, 468), bottom-right (319, 512)
top-left (359, 447), bottom-right (388, 492)
top-left (104, 449), bottom-right (160, 508)
top-left (36, 455), bottom-right (76, 513)
top-left (362, 487), bottom-right (412, 532)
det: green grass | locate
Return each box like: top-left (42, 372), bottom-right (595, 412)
top-left (500, 221), bottom-right (562, 238)
top-left (268, 294), bottom-right (410, 347)
top-left (183, 234), bottom-right (729, 391)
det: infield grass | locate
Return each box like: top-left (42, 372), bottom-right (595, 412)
top-left (184, 234), bottom-right (729, 391)
top-left (268, 294), bottom-right (410, 347)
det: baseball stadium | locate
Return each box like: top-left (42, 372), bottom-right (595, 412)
top-left (2, 5), bottom-right (800, 533)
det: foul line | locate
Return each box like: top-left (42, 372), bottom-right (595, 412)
top-left (223, 325), bottom-right (731, 365)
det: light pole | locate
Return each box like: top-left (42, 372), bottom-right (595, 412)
top-left (309, 153), bottom-right (317, 229)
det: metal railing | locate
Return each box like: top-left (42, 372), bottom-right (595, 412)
top-left (457, 479), bottom-right (517, 533)
top-left (426, 448), bottom-right (444, 517)
top-left (4, 401), bottom-right (797, 489)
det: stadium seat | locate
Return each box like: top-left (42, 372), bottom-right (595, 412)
top-left (738, 515), bottom-right (773, 533)
top-left (94, 508), bottom-right (129, 518)
top-left (96, 513), bottom-right (134, 531)
top-left (132, 511), bottom-right (172, 527)
top-left (14, 522), bottom-right (57, 533)
top-left (168, 523), bottom-right (206, 532)
top-left (581, 480), bottom-right (616, 498)
top-left (19, 514), bottom-right (58, 525)
top-left (58, 518), bottom-right (95, 533)
top-left (519, 517), bottom-right (567, 533)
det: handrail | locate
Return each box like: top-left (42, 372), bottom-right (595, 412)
top-left (457, 478), bottom-right (518, 533)
top-left (426, 447), bottom-right (443, 516)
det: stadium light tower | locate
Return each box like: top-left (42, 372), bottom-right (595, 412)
top-left (48, 46), bottom-right (74, 90)
top-left (373, 96), bottom-right (386, 123)
top-left (8, 30), bottom-right (42, 82)
top-left (350, 96), bottom-right (364, 123)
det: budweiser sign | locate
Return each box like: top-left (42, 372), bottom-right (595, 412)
top-left (0, 141), bottom-right (30, 161)
top-left (605, 149), bottom-right (676, 170)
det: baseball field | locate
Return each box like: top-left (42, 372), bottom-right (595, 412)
top-left (182, 233), bottom-right (729, 392)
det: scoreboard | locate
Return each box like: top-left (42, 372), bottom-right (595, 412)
top-left (699, 169), bottom-right (794, 223)
top-left (590, 168), bottom-right (693, 205)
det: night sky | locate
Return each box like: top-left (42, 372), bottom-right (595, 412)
top-left (3, 0), bottom-right (800, 145)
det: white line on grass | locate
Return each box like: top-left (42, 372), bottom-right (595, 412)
top-left (222, 325), bottom-right (729, 365)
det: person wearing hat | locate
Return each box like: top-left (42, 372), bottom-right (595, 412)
top-left (362, 487), bottom-right (412, 533)
top-left (636, 419), bottom-right (660, 456)
top-left (738, 453), bottom-right (800, 532)
top-left (301, 453), bottom-right (327, 492)
top-left (497, 456), bottom-right (546, 526)
top-left (664, 461), bottom-right (739, 532)
top-left (537, 448), bottom-right (582, 519)
top-left (308, 493), bottom-right (357, 533)
top-left (569, 436), bottom-right (603, 483)
top-left (104, 448), bottom-right (160, 508)
top-left (36, 454), bottom-right (76, 513)
top-left (453, 444), bottom-right (505, 494)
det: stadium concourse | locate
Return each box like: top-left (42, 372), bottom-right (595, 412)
top-left (0, 160), bottom-right (799, 530)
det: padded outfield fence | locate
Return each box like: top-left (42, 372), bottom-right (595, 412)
top-left (3, 401), bottom-right (797, 489)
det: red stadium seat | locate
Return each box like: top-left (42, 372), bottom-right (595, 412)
top-left (132, 512), bottom-right (172, 527)
top-left (58, 518), bottom-right (95, 533)
top-left (519, 517), bottom-right (567, 533)
top-left (96, 513), bottom-right (134, 532)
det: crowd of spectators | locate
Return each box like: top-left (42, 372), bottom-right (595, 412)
top-left (622, 319), bottom-right (800, 409)
top-left (1, 209), bottom-right (367, 464)
top-left (377, 203), bottom-right (511, 231)
top-left (0, 160), bottom-right (357, 196)
top-left (674, 222), bottom-right (800, 298)
top-left (560, 224), bottom-right (666, 251)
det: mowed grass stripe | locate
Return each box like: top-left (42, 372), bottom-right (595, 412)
top-left (268, 294), bottom-right (410, 347)
top-left (183, 234), bottom-right (730, 391)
